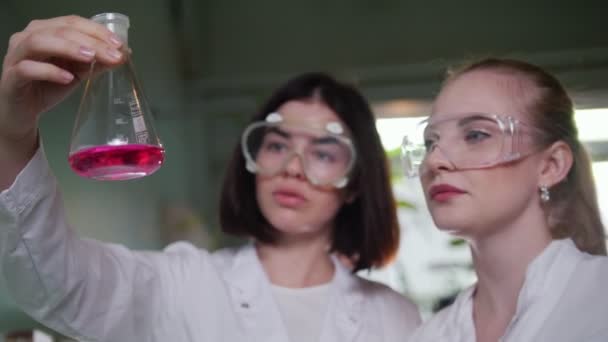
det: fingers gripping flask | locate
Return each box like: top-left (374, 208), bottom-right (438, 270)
top-left (69, 12), bottom-right (164, 181)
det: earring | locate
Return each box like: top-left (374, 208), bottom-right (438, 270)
top-left (540, 185), bottom-right (550, 202)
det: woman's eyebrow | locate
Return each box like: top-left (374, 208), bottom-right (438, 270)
top-left (458, 114), bottom-right (495, 127)
top-left (313, 136), bottom-right (340, 145)
top-left (266, 127), bottom-right (290, 138)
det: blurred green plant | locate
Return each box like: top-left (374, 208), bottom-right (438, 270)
top-left (449, 238), bottom-right (467, 247)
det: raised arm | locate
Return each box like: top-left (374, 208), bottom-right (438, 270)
top-left (0, 15), bottom-right (124, 189)
top-left (0, 16), bottom-right (166, 341)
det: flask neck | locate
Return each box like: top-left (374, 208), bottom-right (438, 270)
top-left (91, 13), bottom-right (130, 44)
top-left (106, 22), bottom-right (129, 44)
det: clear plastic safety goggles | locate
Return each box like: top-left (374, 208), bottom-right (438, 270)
top-left (241, 112), bottom-right (357, 188)
top-left (401, 113), bottom-right (543, 177)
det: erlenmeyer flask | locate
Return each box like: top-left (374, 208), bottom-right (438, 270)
top-left (69, 12), bottom-right (164, 181)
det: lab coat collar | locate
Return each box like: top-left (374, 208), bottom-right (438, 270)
top-left (503, 238), bottom-right (581, 341)
top-left (441, 238), bottom-right (582, 341)
top-left (222, 243), bottom-right (364, 342)
top-left (319, 253), bottom-right (366, 341)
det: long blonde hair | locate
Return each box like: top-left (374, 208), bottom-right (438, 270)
top-left (446, 58), bottom-right (607, 255)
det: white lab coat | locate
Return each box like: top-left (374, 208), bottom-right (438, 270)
top-left (0, 147), bottom-right (421, 342)
top-left (409, 238), bottom-right (608, 342)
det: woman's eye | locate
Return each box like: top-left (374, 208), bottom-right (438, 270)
top-left (465, 130), bottom-right (490, 143)
top-left (264, 141), bottom-right (287, 152)
top-left (424, 139), bottom-right (436, 152)
top-left (314, 150), bottom-right (336, 163)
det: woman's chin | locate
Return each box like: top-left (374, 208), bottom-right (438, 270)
top-left (274, 225), bottom-right (320, 236)
top-left (433, 218), bottom-right (472, 238)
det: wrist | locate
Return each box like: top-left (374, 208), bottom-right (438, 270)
top-left (0, 129), bottom-right (39, 190)
top-left (0, 128), bottom-right (39, 165)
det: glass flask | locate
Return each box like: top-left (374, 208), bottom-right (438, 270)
top-left (68, 12), bottom-right (164, 181)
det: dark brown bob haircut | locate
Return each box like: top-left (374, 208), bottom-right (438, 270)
top-left (220, 72), bottom-right (400, 271)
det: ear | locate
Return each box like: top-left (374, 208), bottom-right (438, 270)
top-left (537, 140), bottom-right (573, 188)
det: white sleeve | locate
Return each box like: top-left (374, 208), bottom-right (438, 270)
top-left (0, 146), bottom-right (167, 341)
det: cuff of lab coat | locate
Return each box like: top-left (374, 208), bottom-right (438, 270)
top-left (0, 141), bottom-right (55, 217)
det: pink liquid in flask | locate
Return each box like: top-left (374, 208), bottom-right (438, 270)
top-left (69, 144), bottom-right (165, 181)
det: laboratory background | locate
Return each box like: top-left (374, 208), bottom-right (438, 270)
top-left (0, 0), bottom-right (607, 340)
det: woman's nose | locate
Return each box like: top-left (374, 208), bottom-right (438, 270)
top-left (283, 153), bottom-right (306, 180)
top-left (421, 145), bottom-right (454, 175)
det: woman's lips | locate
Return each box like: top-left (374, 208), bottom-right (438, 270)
top-left (429, 184), bottom-right (466, 202)
top-left (273, 189), bottom-right (307, 207)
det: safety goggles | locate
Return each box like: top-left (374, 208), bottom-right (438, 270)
top-left (401, 113), bottom-right (544, 177)
top-left (241, 112), bottom-right (356, 188)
